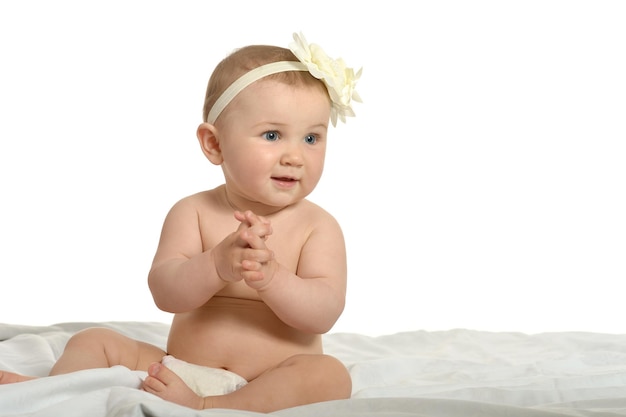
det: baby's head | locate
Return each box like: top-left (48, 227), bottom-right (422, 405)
top-left (202, 33), bottom-right (361, 128)
top-left (202, 45), bottom-right (326, 125)
top-left (197, 33), bottom-right (361, 212)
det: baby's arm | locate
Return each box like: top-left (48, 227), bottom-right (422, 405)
top-left (148, 200), bottom-right (274, 313)
top-left (236, 210), bottom-right (347, 334)
top-left (148, 197), bottom-right (226, 312)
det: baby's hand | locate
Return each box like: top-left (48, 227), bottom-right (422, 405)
top-left (234, 211), bottom-right (278, 288)
top-left (234, 210), bottom-right (272, 243)
top-left (213, 211), bottom-right (276, 285)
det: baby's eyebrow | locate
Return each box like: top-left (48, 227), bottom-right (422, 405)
top-left (309, 123), bottom-right (328, 130)
top-left (252, 121), bottom-right (288, 129)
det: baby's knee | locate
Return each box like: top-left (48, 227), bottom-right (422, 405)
top-left (67, 327), bottom-right (117, 344)
top-left (284, 354), bottom-right (352, 399)
top-left (63, 327), bottom-right (125, 354)
top-left (319, 355), bottom-right (352, 398)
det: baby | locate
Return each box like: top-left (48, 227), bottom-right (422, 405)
top-left (0, 32), bottom-right (361, 412)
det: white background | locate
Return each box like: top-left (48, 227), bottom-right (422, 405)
top-left (1, 1), bottom-right (624, 336)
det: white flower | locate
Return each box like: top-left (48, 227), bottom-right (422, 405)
top-left (289, 32), bottom-right (362, 126)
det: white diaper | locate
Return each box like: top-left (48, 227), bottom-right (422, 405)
top-left (161, 355), bottom-right (248, 397)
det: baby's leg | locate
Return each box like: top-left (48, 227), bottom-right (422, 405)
top-left (218, 354), bottom-right (351, 412)
top-left (50, 327), bottom-right (165, 375)
top-left (0, 327), bottom-right (165, 384)
top-left (144, 353), bottom-right (351, 412)
top-left (0, 371), bottom-right (36, 384)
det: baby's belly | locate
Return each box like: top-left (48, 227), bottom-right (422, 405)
top-left (166, 296), bottom-right (322, 381)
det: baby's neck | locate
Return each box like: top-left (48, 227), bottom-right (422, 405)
top-left (221, 185), bottom-right (295, 217)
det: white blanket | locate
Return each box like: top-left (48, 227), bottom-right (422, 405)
top-left (3, 322), bottom-right (626, 416)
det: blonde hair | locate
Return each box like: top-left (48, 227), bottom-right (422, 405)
top-left (202, 45), bottom-right (328, 123)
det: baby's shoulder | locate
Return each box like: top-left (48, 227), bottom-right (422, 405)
top-left (295, 198), bottom-right (329, 216)
top-left (166, 188), bottom-right (222, 216)
top-left (289, 199), bottom-right (341, 228)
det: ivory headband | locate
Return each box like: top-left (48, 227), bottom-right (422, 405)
top-left (206, 61), bottom-right (307, 124)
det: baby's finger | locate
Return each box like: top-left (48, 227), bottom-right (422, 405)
top-left (244, 210), bottom-right (271, 227)
top-left (234, 210), bottom-right (249, 225)
top-left (242, 248), bottom-right (274, 265)
top-left (248, 221), bottom-right (273, 241)
top-left (240, 228), bottom-right (271, 250)
top-left (241, 259), bottom-right (262, 271)
top-left (234, 224), bottom-right (255, 248)
top-left (241, 269), bottom-right (265, 282)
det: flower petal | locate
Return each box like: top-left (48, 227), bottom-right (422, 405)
top-left (288, 32), bottom-right (361, 126)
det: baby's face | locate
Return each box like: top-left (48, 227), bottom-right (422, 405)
top-left (215, 79), bottom-right (331, 212)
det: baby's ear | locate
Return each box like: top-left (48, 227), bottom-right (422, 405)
top-left (197, 123), bottom-right (223, 165)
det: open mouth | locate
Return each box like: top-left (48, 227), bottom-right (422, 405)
top-left (272, 177), bottom-right (299, 188)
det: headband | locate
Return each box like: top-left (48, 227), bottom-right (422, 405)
top-left (207, 32), bottom-right (362, 127)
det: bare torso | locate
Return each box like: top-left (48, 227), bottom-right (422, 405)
top-left (167, 295), bottom-right (322, 381)
top-left (162, 187), bottom-right (327, 381)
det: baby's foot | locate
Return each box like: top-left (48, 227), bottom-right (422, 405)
top-left (142, 362), bottom-right (206, 409)
top-left (0, 370), bottom-right (36, 384)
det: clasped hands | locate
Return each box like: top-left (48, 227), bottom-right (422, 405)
top-left (214, 210), bottom-right (277, 289)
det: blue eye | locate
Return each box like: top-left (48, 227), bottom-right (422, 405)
top-left (304, 134), bottom-right (317, 145)
top-left (263, 131), bottom-right (279, 141)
